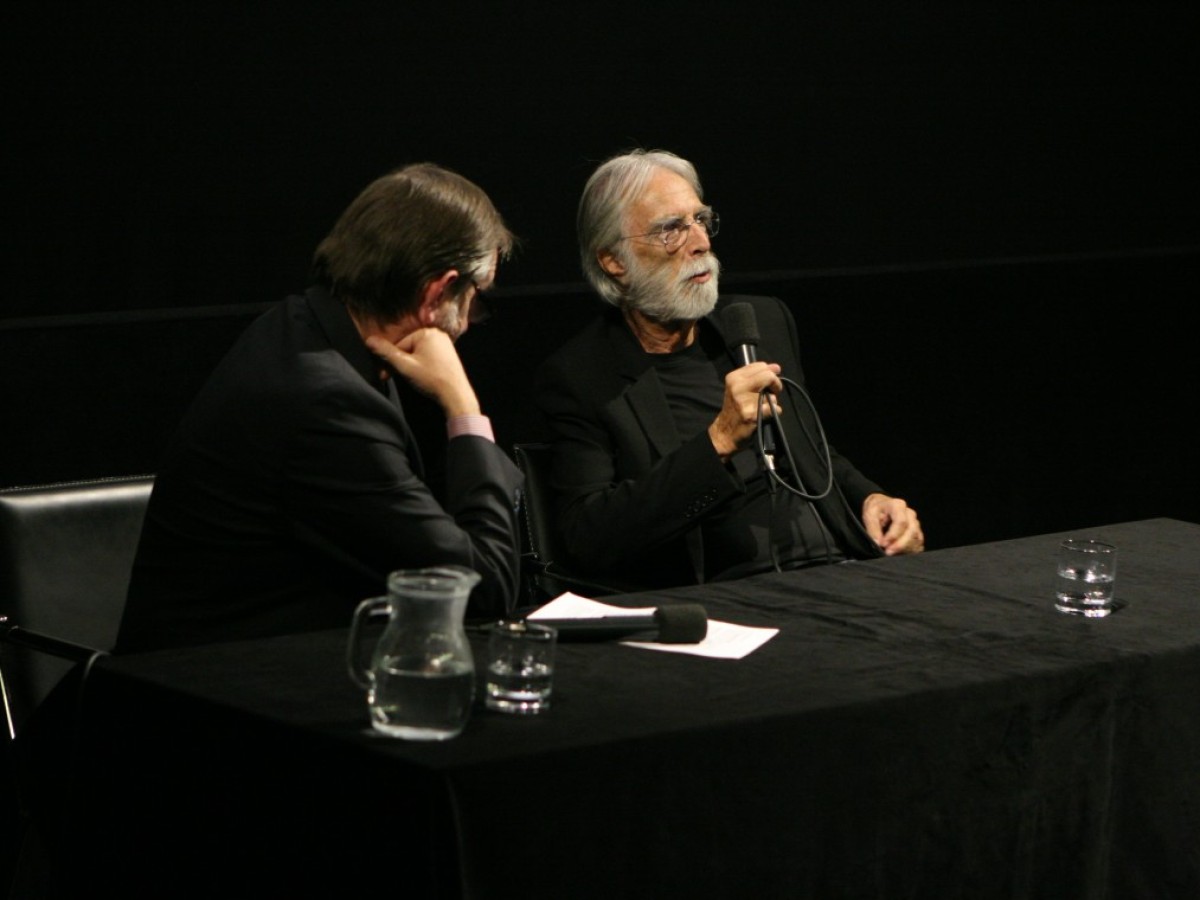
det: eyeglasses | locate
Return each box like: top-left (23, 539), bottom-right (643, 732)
top-left (467, 279), bottom-right (492, 325)
top-left (621, 209), bottom-right (720, 250)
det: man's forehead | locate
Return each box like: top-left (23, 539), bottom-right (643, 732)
top-left (634, 169), bottom-right (703, 217)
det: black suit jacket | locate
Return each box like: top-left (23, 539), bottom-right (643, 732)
top-left (117, 287), bottom-right (523, 652)
top-left (534, 294), bottom-right (883, 589)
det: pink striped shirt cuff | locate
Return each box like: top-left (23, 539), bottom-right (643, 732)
top-left (447, 414), bottom-right (495, 443)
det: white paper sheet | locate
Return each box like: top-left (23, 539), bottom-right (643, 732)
top-left (527, 593), bottom-right (778, 660)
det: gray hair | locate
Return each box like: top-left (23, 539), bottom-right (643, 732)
top-left (576, 149), bottom-right (704, 305)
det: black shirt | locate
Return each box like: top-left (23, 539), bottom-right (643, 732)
top-left (649, 330), bottom-right (846, 581)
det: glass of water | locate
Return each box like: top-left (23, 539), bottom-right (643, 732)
top-left (1054, 538), bottom-right (1118, 617)
top-left (486, 620), bottom-right (557, 715)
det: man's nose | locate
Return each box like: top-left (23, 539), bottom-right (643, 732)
top-left (685, 219), bottom-right (711, 253)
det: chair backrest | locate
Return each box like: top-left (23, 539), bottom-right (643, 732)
top-left (512, 443), bottom-right (640, 606)
top-left (513, 443), bottom-right (560, 573)
top-left (0, 475), bottom-right (153, 735)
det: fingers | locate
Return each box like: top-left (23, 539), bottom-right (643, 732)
top-left (862, 493), bottom-right (925, 555)
top-left (728, 362), bottom-right (782, 397)
top-left (366, 328), bottom-right (453, 376)
top-left (709, 363), bottom-right (783, 458)
top-left (727, 363), bottom-right (784, 427)
top-left (364, 334), bottom-right (408, 373)
top-left (364, 329), bottom-right (480, 417)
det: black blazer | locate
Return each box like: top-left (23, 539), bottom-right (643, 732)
top-left (534, 294), bottom-right (883, 589)
top-left (117, 287), bottom-right (523, 652)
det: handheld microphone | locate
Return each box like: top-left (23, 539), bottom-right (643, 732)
top-left (531, 603), bottom-right (708, 644)
top-left (723, 302), bottom-right (780, 472)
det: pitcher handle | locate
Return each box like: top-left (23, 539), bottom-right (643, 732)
top-left (346, 595), bottom-right (391, 690)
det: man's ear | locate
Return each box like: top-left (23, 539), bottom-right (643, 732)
top-left (598, 249), bottom-right (626, 279)
top-left (417, 270), bottom-right (461, 325)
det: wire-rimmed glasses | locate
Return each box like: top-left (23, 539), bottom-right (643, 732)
top-left (622, 209), bottom-right (720, 250)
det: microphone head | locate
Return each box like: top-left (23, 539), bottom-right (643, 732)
top-left (652, 604), bottom-right (709, 643)
top-left (722, 302), bottom-right (760, 352)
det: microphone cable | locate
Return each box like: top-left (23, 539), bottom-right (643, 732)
top-left (753, 376), bottom-right (833, 501)
top-left (754, 376), bottom-right (840, 573)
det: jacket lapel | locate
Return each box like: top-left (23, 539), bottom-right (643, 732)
top-left (306, 286), bottom-right (425, 479)
top-left (603, 309), bottom-right (685, 458)
top-left (621, 369), bottom-right (680, 459)
top-left (602, 308), bottom-right (708, 581)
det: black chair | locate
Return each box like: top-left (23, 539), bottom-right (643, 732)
top-left (512, 443), bottom-right (642, 607)
top-left (0, 474), bottom-right (153, 897)
top-left (0, 474), bottom-right (154, 737)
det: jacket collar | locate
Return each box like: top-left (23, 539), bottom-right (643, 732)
top-left (304, 285), bottom-right (389, 395)
top-left (603, 297), bottom-right (742, 381)
top-left (601, 298), bottom-right (743, 460)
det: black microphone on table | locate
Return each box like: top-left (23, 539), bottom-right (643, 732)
top-left (722, 302), bottom-right (780, 474)
top-left (531, 603), bottom-right (708, 644)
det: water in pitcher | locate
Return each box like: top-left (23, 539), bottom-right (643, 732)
top-left (370, 658), bottom-right (475, 740)
top-left (347, 566), bottom-right (481, 740)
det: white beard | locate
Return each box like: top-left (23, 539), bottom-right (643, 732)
top-left (622, 250), bottom-right (721, 323)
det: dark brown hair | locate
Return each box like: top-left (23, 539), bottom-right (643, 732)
top-left (311, 163), bottom-right (514, 320)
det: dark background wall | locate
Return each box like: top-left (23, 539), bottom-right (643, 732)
top-left (4, 3), bottom-right (1198, 550)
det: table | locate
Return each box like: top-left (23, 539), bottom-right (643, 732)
top-left (26, 518), bottom-right (1200, 898)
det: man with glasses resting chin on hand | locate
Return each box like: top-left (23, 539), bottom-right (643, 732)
top-left (534, 148), bottom-right (924, 592)
top-left (117, 163), bottom-right (524, 653)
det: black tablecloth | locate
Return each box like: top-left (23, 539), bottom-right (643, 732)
top-left (23, 518), bottom-right (1200, 898)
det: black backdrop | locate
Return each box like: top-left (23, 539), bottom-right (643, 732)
top-left (3, 3), bottom-right (1199, 548)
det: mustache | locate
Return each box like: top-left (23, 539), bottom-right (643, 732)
top-left (680, 255), bottom-right (720, 282)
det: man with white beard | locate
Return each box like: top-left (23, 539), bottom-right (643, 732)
top-left (534, 148), bottom-right (924, 590)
